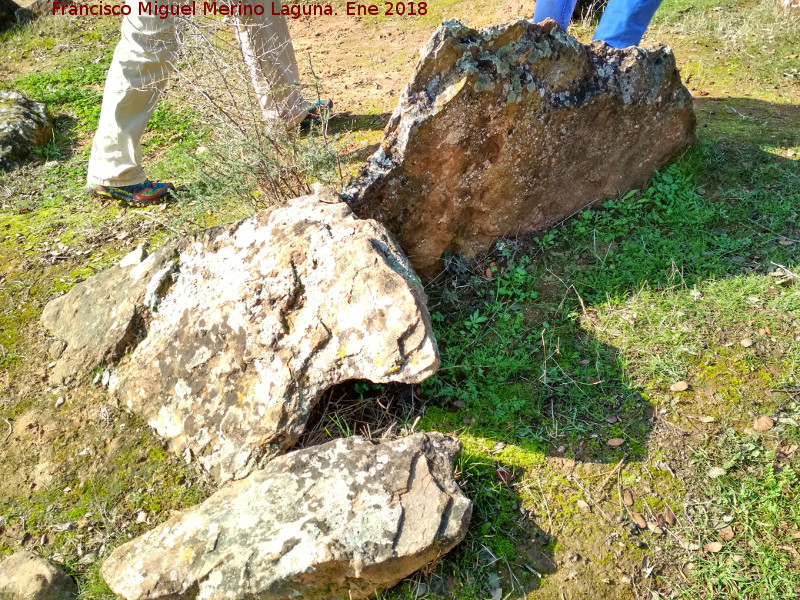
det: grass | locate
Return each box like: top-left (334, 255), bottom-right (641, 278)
top-left (675, 426), bottom-right (800, 599)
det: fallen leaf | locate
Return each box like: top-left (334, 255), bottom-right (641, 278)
top-left (623, 491), bottom-right (634, 506)
top-left (657, 514), bottom-right (665, 529)
top-left (697, 415), bottom-right (716, 423)
top-left (579, 359), bottom-right (590, 365)
top-left (485, 268), bottom-right (493, 278)
top-left (707, 466), bottom-right (727, 479)
top-left (607, 438), bottom-right (625, 447)
top-left (631, 512), bottom-right (647, 529)
top-left (740, 338), bottom-right (754, 348)
top-left (791, 531), bottom-right (800, 540)
top-left (753, 415), bottom-right (774, 432)
top-left (670, 380), bottom-right (690, 392)
top-left (607, 415), bottom-right (619, 424)
top-left (719, 527), bottom-right (734, 540)
top-left (704, 541), bottom-right (724, 553)
top-left (497, 468), bottom-right (514, 483)
top-left (665, 507), bottom-right (676, 526)
top-left (779, 240), bottom-right (794, 246)
top-left (577, 499), bottom-right (591, 512)
top-left (732, 554), bottom-right (745, 562)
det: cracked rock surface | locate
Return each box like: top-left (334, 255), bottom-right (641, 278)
top-left (345, 18), bottom-right (696, 276)
top-left (101, 433), bottom-right (472, 600)
top-left (42, 188), bottom-right (439, 482)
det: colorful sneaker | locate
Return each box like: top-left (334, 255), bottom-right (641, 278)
top-left (300, 99), bottom-right (334, 130)
top-left (87, 180), bottom-right (174, 207)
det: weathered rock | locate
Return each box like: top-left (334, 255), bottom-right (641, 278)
top-left (102, 433), bottom-right (471, 600)
top-left (345, 18), bottom-right (696, 276)
top-left (0, 551), bottom-right (78, 600)
top-left (27, 0), bottom-right (74, 17)
top-left (43, 188), bottom-right (439, 481)
top-left (0, 91), bottom-right (53, 172)
top-left (41, 243), bottom-right (175, 386)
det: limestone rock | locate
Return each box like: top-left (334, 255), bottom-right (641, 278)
top-left (345, 19), bottom-right (696, 276)
top-left (43, 188), bottom-right (439, 481)
top-left (0, 91), bottom-right (53, 172)
top-left (41, 243), bottom-right (176, 386)
top-left (0, 551), bottom-right (78, 600)
top-left (102, 433), bottom-right (471, 600)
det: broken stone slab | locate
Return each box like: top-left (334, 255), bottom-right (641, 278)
top-left (43, 187), bottom-right (439, 482)
top-left (0, 91), bottom-right (53, 172)
top-left (344, 18), bottom-right (696, 276)
top-left (41, 243), bottom-right (175, 386)
top-left (0, 551), bottom-right (78, 600)
top-left (101, 432), bottom-right (471, 600)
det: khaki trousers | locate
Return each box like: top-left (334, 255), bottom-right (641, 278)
top-left (87, 0), bottom-right (309, 187)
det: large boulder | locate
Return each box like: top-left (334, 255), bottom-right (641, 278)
top-left (0, 551), bottom-right (78, 600)
top-left (344, 18), bottom-right (696, 276)
top-left (42, 188), bottom-right (439, 482)
top-left (0, 91), bottom-right (53, 172)
top-left (101, 433), bottom-right (471, 600)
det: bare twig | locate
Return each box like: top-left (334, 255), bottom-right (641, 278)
top-left (2, 417), bottom-right (11, 444)
top-left (571, 472), bottom-right (612, 522)
top-left (770, 261), bottom-right (800, 280)
top-left (595, 456), bottom-right (625, 496)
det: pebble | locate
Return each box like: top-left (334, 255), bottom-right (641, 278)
top-left (55, 397), bottom-right (65, 408)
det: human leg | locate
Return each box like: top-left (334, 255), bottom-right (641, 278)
top-left (592, 0), bottom-right (663, 47)
top-left (87, 0), bottom-right (180, 187)
top-left (532, 0), bottom-right (580, 31)
top-left (235, 0), bottom-right (312, 128)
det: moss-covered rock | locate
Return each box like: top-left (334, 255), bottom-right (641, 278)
top-left (0, 90), bottom-right (53, 173)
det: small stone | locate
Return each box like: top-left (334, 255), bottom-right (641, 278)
top-left (119, 243), bottom-right (149, 268)
top-left (55, 397), bottom-right (65, 408)
top-left (48, 340), bottom-right (67, 360)
top-left (136, 511), bottom-right (147, 524)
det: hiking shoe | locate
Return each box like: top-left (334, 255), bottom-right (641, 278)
top-left (300, 99), bottom-right (334, 130)
top-left (87, 180), bottom-right (174, 207)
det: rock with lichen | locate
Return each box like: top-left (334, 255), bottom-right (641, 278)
top-left (0, 91), bottom-right (53, 172)
top-left (101, 433), bottom-right (471, 600)
top-left (344, 18), bottom-right (696, 276)
top-left (43, 187), bottom-right (439, 482)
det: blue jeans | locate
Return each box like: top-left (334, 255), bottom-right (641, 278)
top-left (532, 0), bottom-right (663, 48)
